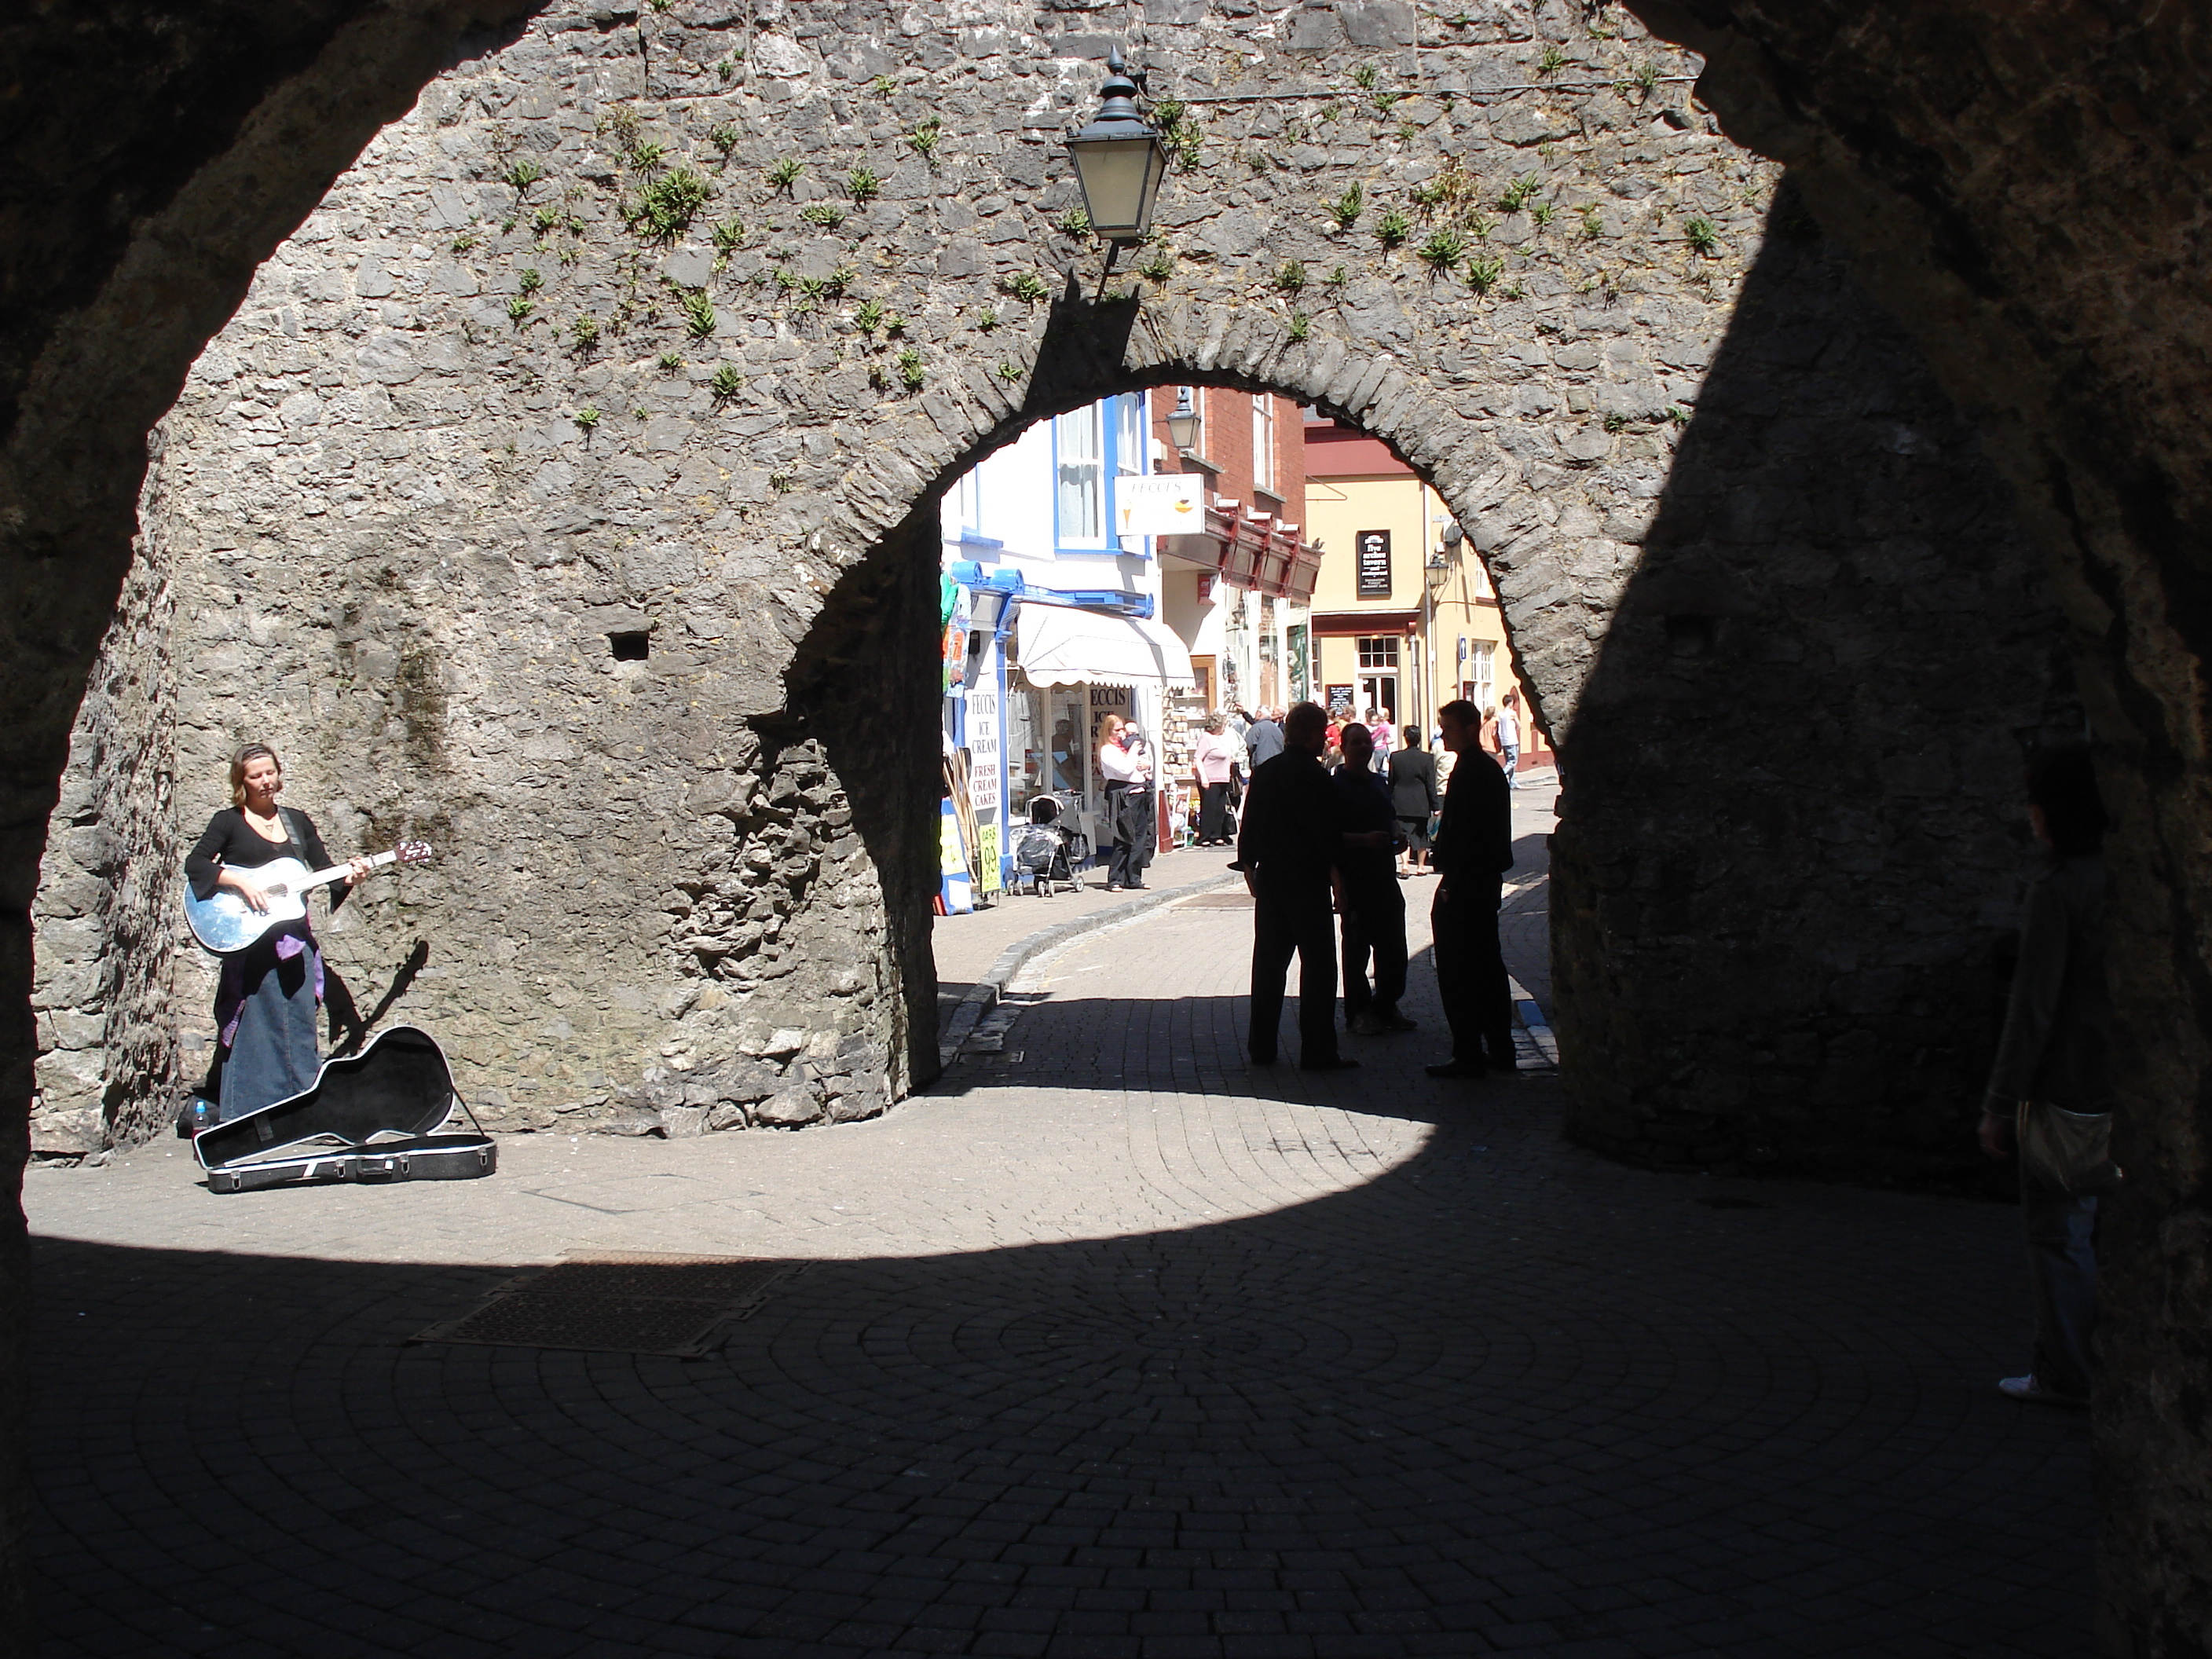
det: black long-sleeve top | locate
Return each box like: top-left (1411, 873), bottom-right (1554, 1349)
top-left (1235, 751), bottom-right (1340, 892)
top-left (1431, 750), bottom-right (1513, 878)
top-left (1983, 854), bottom-right (2111, 1112)
top-left (185, 807), bottom-right (348, 913)
top-left (1331, 761), bottom-right (1399, 887)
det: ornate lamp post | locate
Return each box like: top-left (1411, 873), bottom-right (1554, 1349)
top-left (1166, 388), bottom-right (1201, 457)
top-left (1066, 49), bottom-right (1170, 244)
top-left (1423, 525), bottom-right (1460, 734)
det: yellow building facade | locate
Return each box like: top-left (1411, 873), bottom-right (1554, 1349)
top-left (1301, 417), bottom-right (1546, 766)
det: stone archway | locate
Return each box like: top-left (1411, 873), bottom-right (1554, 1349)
top-left (32, 3), bottom-right (2063, 1186)
top-left (5, 1), bottom-right (2212, 1650)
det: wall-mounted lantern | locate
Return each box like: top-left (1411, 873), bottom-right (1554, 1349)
top-left (1428, 522), bottom-right (1461, 588)
top-left (1066, 49), bottom-right (1170, 244)
top-left (1166, 388), bottom-right (1201, 456)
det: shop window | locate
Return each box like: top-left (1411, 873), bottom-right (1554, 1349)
top-left (1465, 639), bottom-right (1495, 706)
top-left (954, 460), bottom-right (985, 533)
top-left (1055, 403), bottom-right (1104, 546)
top-left (1251, 394), bottom-right (1277, 493)
top-left (1114, 394), bottom-right (1145, 477)
top-left (1357, 635), bottom-right (1401, 669)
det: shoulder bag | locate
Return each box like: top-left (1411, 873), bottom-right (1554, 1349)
top-left (2016, 1100), bottom-right (2122, 1196)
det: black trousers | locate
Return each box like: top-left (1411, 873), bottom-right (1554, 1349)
top-left (1339, 874), bottom-right (1407, 1015)
top-left (1106, 783), bottom-right (1150, 886)
top-left (1249, 883), bottom-right (1339, 1064)
top-left (1433, 872), bottom-right (1514, 1064)
top-left (1198, 781), bottom-right (1232, 842)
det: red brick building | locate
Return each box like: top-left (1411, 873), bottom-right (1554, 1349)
top-left (1144, 386), bottom-right (1320, 712)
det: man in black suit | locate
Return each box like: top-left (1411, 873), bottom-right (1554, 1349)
top-left (1333, 722), bottom-right (1412, 1035)
top-left (1386, 725), bottom-right (1439, 877)
top-left (1426, 698), bottom-right (1517, 1079)
top-left (1235, 702), bottom-right (1357, 1071)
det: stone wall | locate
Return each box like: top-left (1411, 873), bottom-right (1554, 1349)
top-left (29, 0), bottom-right (2070, 1175)
top-left (1551, 200), bottom-right (2082, 1182)
top-left (28, 496), bottom-right (181, 1155)
top-left (1620, 5), bottom-right (2212, 1649)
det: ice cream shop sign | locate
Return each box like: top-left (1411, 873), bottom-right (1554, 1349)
top-left (1115, 474), bottom-right (1205, 538)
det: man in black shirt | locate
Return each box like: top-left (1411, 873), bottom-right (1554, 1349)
top-left (1332, 723), bottom-right (1412, 1035)
top-left (1426, 698), bottom-right (1516, 1079)
top-left (1234, 702), bottom-right (1357, 1071)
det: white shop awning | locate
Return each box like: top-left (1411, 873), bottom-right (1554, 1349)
top-left (1016, 605), bottom-right (1196, 690)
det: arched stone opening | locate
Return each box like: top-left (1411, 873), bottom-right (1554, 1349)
top-left (31, 90), bottom-right (2070, 1187)
top-left (7, 0), bottom-right (2212, 1646)
top-left (42, 255), bottom-right (2068, 1179)
top-left (41, 0), bottom-right (2047, 1177)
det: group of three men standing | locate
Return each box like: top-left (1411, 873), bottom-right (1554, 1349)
top-left (1234, 701), bottom-right (1518, 1076)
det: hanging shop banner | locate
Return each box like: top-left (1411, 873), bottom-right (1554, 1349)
top-left (943, 584), bottom-right (972, 692)
top-left (939, 798), bottom-right (973, 915)
top-left (1356, 529), bottom-right (1393, 597)
top-left (1115, 473), bottom-right (1206, 538)
top-left (968, 641), bottom-right (1005, 895)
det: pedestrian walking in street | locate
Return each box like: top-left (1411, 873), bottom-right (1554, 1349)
top-left (1246, 706), bottom-right (1285, 768)
top-left (1192, 712), bottom-right (1243, 846)
top-left (1496, 692), bottom-right (1523, 789)
top-left (1369, 709), bottom-right (1395, 757)
top-left (1235, 702), bottom-right (1357, 1071)
top-left (1100, 717), bottom-right (1155, 891)
top-left (1332, 723), bottom-right (1412, 1036)
top-left (1425, 699), bottom-right (1517, 1079)
top-left (1977, 743), bottom-right (2114, 1408)
top-left (1387, 726), bottom-right (1439, 878)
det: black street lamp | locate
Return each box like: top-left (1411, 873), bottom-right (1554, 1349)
top-left (1166, 388), bottom-right (1201, 456)
top-left (1421, 525), bottom-right (1461, 734)
top-left (1066, 49), bottom-right (1170, 244)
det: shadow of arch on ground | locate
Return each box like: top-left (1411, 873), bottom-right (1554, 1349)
top-left (26, 1044), bottom-right (2093, 1654)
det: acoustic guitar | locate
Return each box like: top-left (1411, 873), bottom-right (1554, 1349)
top-left (183, 841), bottom-right (432, 954)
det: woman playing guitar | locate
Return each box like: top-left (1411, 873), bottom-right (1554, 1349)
top-left (185, 744), bottom-right (372, 1124)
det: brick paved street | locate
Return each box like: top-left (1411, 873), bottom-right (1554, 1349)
top-left (24, 795), bottom-right (2089, 1657)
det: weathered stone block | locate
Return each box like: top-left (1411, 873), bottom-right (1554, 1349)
top-left (753, 1084), bottom-right (822, 1127)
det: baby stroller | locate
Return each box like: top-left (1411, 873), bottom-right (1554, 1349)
top-left (1008, 792), bottom-right (1090, 896)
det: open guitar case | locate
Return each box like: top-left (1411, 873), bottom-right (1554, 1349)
top-left (195, 1025), bottom-right (496, 1195)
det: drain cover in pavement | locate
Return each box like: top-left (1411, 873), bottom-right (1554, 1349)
top-left (1178, 891), bottom-right (1255, 907)
top-left (412, 1251), bottom-right (805, 1357)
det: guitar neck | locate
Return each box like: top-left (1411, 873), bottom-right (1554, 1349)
top-left (298, 848), bottom-right (401, 892)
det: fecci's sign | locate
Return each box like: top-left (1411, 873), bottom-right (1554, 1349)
top-left (1115, 473), bottom-right (1205, 537)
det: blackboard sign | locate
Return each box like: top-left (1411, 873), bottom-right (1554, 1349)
top-left (1356, 529), bottom-right (1392, 597)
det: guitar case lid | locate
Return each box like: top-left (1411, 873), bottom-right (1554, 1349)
top-left (196, 1025), bottom-right (463, 1171)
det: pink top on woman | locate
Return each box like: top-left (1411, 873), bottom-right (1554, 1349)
top-left (1193, 731), bottom-right (1241, 786)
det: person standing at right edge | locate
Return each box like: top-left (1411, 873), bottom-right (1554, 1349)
top-left (1235, 703), bottom-right (1357, 1072)
top-left (1496, 692), bottom-right (1522, 790)
top-left (1426, 699), bottom-right (1516, 1079)
top-left (1977, 743), bottom-right (2111, 1408)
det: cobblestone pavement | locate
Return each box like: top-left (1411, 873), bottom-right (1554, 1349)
top-left (932, 844), bottom-right (1243, 991)
top-left (25, 806), bottom-right (2089, 1657)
